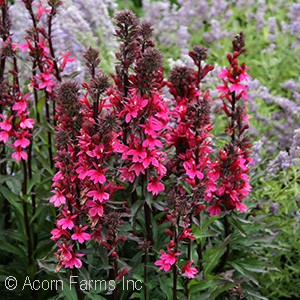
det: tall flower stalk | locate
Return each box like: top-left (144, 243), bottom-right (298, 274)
top-left (212, 32), bottom-right (253, 273)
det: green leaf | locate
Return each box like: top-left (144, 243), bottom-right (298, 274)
top-left (130, 200), bottom-right (144, 226)
top-left (0, 241), bottom-right (25, 259)
top-left (203, 237), bottom-right (232, 275)
top-left (192, 226), bottom-right (219, 239)
top-left (228, 215), bottom-right (247, 237)
top-left (158, 277), bottom-right (173, 300)
top-left (188, 279), bottom-right (218, 294)
top-left (59, 280), bottom-right (78, 300)
top-left (200, 213), bottom-right (225, 230)
top-left (244, 289), bottom-right (269, 300)
top-left (0, 186), bottom-right (23, 216)
top-left (230, 262), bottom-right (259, 286)
top-left (27, 169), bottom-right (44, 194)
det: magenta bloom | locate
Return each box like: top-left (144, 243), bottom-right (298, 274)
top-left (12, 94), bottom-right (29, 113)
top-left (183, 159), bottom-right (204, 180)
top-left (86, 168), bottom-right (107, 184)
top-left (14, 136), bottom-right (30, 148)
top-left (182, 261), bottom-right (198, 279)
top-left (11, 147), bottom-right (28, 162)
top-left (120, 94), bottom-right (148, 123)
top-left (207, 204), bottom-right (222, 216)
top-left (155, 250), bottom-right (181, 272)
top-left (178, 224), bottom-right (196, 241)
top-left (0, 131), bottom-right (9, 143)
top-left (86, 200), bottom-right (104, 217)
top-left (87, 188), bottom-right (109, 202)
top-left (71, 226), bottom-right (91, 244)
top-left (57, 211), bottom-right (77, 230)
top-left (50, 190), bottom-right (66, 207)
top-left (50, 228), bottom-right (65, 240)
top-left (64, 252), bottom-right (84, 269)
top-left (60, 51), bottom-right (76, 70)
top-left (35, 2), bottom-right (51, 21)
top-left (35, 69), bottom-right (56, 93)
top-left (19, 117), bottom-right (35, 129)
top-left (147, 177), bottom-right (165, 196)
top-left (0, 115), bottom-right (13, 131)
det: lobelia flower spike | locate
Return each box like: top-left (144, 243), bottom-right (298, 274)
top-left (155, 45), bottom-right (215, 286)
top-left (210, 32), bottom-right (253, 215)
top-left (111, 11), bottom-right (169, 199)
top-left (50, 80), bottom-right (86, 271)
top-left (0, 10), bottom-right (34, 162)
top-left (75, 46), bottom-right (124, 249)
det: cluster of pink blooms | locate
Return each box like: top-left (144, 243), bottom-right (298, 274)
top-left (166, 47), bottom-right (218, 210)
top-left (0, 92), bottom-right (34, 161)
top-left (155, 225), bottom-right (199, 278)
top-left (209, 32), bottom-right (253, 215)
top-left (155, 249), bottom-right (198, 279)
top-left (47, 11), bottom-right (253, 283)
top-left (0, 33), bottom-right (35, 162)
top-left (153, 46), bottom-right (216, 279)
top-left (49, 79), bottom-right (87, 270)
top-left (50, 45), bottom-right (126, 271)
top-left (20, 0), bottom-right (75, 105)
top-left (0, 1), bottom-right (75, 164)
top-left (113, 91), bottom-right (169, 196)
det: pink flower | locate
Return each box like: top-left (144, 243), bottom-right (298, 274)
top-left (219, 69), bottom-right (231, 79)
top-left (178, 224), bottom-right (196, 241)
top-left (36, 37), bottom-right (49, 55)
top-left (155, 258), bottom-right (172, 272)
top-left (127, 147), bottom-right (147, 163)
top-left (86, 144), bottom-right (105, 159)
top-left (147, 178), bottom-right (165, 196)
top-left (35, 2), bottom-right (51, 21)
top-left (50, 228), bottom-right (65, 240)
top-left (0, 131), bottom-right (10, 143)
top-left (120, 94), bottom-right (148, 123)
top-left (60, 51), bottom-right (76, 70)
top-left (86, 168), bottom-right (107, 184)
top-left (119, 167), bottom-right (135, 183)
top-left (155, 250), bottom-right (181, 272)
top-left (12, 94), bottom-right (29, 113)
top-left (57, 211), bottom-right (77, 230)
top-left (14, 136), bottom-right (30, 148)
top-left (50, 190), bottom-right (66, 207)
top-left (142, 136), bottom-right (163, 150)
top-left (216, 84), bottom-right (229, 94)
top-left (140, 116), bottom-right (163, 138)
top-left (129, 163), bottom-right (145, 176)
top-left (183, 159), bottom-right (204, 180)
top-left (64, 252), bottom-right (84, 269)
top-left (18, 42), bottom-right (29, 52)
top-left (87, 187), bottom-right (109, 202)
top-left (229, 82), bottom-right (247, 94)
top-left (55, 243), bottom-right (73, 262)
top-left (235, 202), bottom-right (247, 213)
top-left (76, 164), bottom-right (89, 180)
top-left (20, 117), bottom-right (35, 129)
top-left (182, 261), bottom-right (198, 279)
top-left (71, 226), bottom-right (91, 244)
top-left (12, 148), bottom-right (28, 161)
top-left (0, 115), bottom-right (13, 131)
top-left (35, 70), bottom-right (56, 93)
top-left (86, 200), bottom-right (104, 217)
top-left (207, 204), bottom-right (222, 216)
